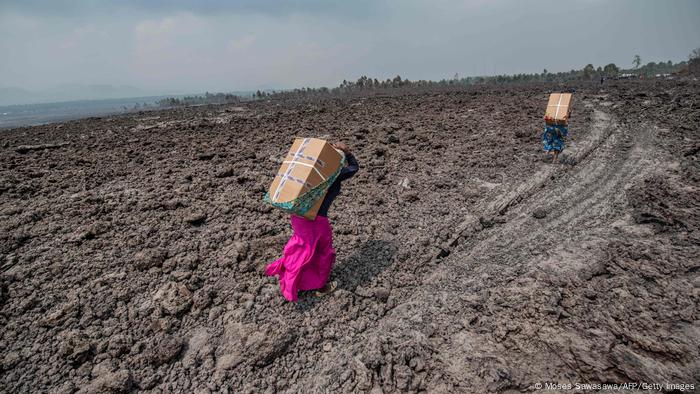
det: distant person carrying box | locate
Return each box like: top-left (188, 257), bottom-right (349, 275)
top-left (264, 139), bottom-right (359, 301)
top-left (542, 92), bottom-right (573, 163)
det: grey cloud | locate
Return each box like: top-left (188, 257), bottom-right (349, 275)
top-left (0, 0), bottom-right (387, 19)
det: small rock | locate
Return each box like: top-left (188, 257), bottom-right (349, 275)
top-left (107, 334), bottom-right (131, 357)
top-left (409, 357), bottom-right (425, 372)
top-left (374, 288), bottom-right (391, 303)
top-left (514, 129), bottom-right (530, 138)
top-left (185, 211), bottom-right (207, 225)
top-left (134, 248), bottom-right (167, 271)
top-left (91, 359), bottom-right (117, 378)
top-left (70, 227), bottom-right (96, 242)
top-left (394, 365), bottom-right (413, 391)
top-left (78, 369), bottom-right (132, 393)
top-left (15, 142), bottom-right (70, 154)
top-left (559, 154), bottom-right (576, 165)
top-left (66, 341), bottom-right (94, 367)
top-left (216, 167), bottom-right (235, 178)
top-left (151, 317), bottom-right (175, 333)
top-left (402, 191), bottom-right (420, 203)
top-left (374, 146), bottom-right (387, 157)
top-left (217, 241), bottom-right (249, 268)
top-left (153, 282), bottom-right (192, 316)
top-left (354, 285), bottom-right (373, 298)
top-left (236, 175), bottom-right (251, 184)
top-left (197, 153), bottom-right (215, 160)
top-left (193, 288), bottom-right (214, 309)
top-left (219, 322), bottom-right (297, 369)
top-left (209, 306), bottom-right (223, 321)
top-left (136, 370), bottom-right (160, 390)
top-left (532, 208), bottom-right (547, 219)
top-left (53, 381), bottom-right (76, 394)
top-left (0, 279), bottom-right (7, 306)
top-left (170, 270), bottom-right (192, 281)
top-left (145, 335), bottom-right (184, 366)
top-left (1, 351), bottom-right (21, 370)
top-left (161, 198), bottom-right (184, 210)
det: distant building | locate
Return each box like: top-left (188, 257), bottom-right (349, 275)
top-left (619, 73), bottom-right (639, 80)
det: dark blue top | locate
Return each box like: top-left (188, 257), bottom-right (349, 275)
top-left (317, 153), bottom-right (359, 217)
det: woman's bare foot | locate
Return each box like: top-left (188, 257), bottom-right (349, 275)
top-left (313, 281), bottom-right (337, 297)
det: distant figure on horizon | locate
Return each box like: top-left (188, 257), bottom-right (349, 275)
top-left (265, 142), bottom-right (359, 301)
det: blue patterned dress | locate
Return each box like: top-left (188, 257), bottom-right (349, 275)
top-left (542, 124), bottom-right (568, 152)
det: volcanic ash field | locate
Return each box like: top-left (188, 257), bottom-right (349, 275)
top-left (1, 80), bottom-right (698, 393)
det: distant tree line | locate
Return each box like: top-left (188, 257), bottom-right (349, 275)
top-left (154, 50), bottom-right (698, 107)
top-left (156, 92), bottom-right (242, 107)
top-left (256, 57), bottom-right (690, 101)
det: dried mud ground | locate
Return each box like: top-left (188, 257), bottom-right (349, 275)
top-left (1, 81), bottom-right (698, 393)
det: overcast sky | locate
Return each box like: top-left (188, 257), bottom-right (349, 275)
top-left (1, 0), bottom-right (699, 96)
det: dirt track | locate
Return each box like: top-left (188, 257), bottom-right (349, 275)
top-left (1, 81), bottom-right (698, 393)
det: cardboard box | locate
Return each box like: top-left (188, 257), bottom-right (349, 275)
top-left (544, 93), bottom-right (573, 125)
top-left (266, 138), bottom-right (345, 220)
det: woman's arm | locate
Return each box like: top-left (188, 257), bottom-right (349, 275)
top-left (339, 153), bottom-right (359, 181)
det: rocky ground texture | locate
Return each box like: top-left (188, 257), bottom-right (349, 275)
top-left (1, 80), bottom-right (698, 393)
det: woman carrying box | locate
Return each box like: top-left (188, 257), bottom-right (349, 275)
top-left (265, 142), bottom-right (359, 301)
top-left (542, 91), bottom-right (573, 163)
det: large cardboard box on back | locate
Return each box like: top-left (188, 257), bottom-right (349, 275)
top-left (266, 138), bottom-right (345, 220)
top-left (544, 93), bottom-right (573, 125)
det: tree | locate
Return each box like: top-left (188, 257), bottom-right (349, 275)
top-left (582, 64), bottom-right (595, 79)
top-left (689, 47), bottom-right (700, 76)
top-left (603, 63), bottom-right (619, 76)
top-left (633, 54), bottom-right (641, 69)
top-left (690, 47), bottom-right (700, 60)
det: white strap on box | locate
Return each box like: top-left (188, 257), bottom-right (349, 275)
top-left (276, 172), bottom-right (312, 190)
top-left (282, 160), bottom-right (327, 181)
top-left (548, 94), bottom-right (565, 120)
top-left (554, 93), bottom-right (563, 119)
top-left (273, 138), bottom-right (310, 201)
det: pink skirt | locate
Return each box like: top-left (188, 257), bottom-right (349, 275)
top-left (265, 215), bottom-right (336, 302)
